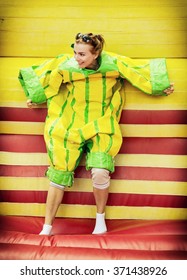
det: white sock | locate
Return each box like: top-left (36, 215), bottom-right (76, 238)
top-left (92, 213), bottom-right (107, 234)
top-left (39, 224), bottom-right (52, 235)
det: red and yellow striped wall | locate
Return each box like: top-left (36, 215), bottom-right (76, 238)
top-left (0, 0), bottom-right (187, 220)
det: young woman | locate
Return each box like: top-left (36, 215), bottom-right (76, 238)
top-left (19, 33), bottom-right (174, 235)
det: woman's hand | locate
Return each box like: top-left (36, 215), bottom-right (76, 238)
top-left (163, 83), bottom-right (174, 95)
top-left (27, 99), bottom-right (37, 108)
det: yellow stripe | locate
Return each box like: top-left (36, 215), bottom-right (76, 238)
top-left (1, 101), bottom-right (187, 111)
top-left (1, 82), bottom-right (187, 110)
top-left (1, 0), bottom-right (187, 8)
top-left (0, 203), bottom-right (186, 220)
top-left (0, 152), bottom-right (48, 166)
top-left (1, 121), bottom-right (187, 138)
top-left (0, 102), bottom-right (46, 108)
top-left (0, 58), bottom-right (186, 108)
top-left (1, 151), bottom-right (187, 168)
top-left (124, 104), bottom-right (187, 110)
top-left (2, 18), bottom-right (187, 36)
top-left (120, 124), bottom-right (187, 138)
top-left (0, 121), bottom-right (44, 135)
top-left (1, 177), bottom-right (187, 196)
top-left (0, 177), bottom-right (49, 191)
top-left (2, 1), bottom-right (187, 17)
top-left (0, 102), bottom-right (29, 108)
top-left (1, 4), bottom-right (186, 58)
top-left (117, 154), bottom-right (187, 168)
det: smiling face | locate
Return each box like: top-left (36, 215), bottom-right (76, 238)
top-left (74, 43), bottom-right (99, 69)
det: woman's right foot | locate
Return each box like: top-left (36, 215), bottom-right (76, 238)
top-left (39, 224), bottom-right (52, 235)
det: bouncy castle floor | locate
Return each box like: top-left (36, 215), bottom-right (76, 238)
top-left (0, 216), bottom-right (186, 260)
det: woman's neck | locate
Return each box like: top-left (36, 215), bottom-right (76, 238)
top-left (86, 59), bottom-right (99, 70)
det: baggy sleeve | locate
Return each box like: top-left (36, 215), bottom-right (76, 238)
top-left (18, 54), bottom-right (71, 103)
top-left (116, 55), bottom-right (170, 96)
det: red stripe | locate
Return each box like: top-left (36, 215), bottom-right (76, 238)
top-left (1, 165), bottom-right (187, 182)
top-left (0, 165), bottom-right (47, 177)
top-left (1, 135), bottom-right (47, 153)
top-left (1, 190), bottom-right (186, 208)
top-left (1, 135), bottom-right (187, 155)
top-left (119, 137), bottom-right (187, 155)
top-left (1, 107), bottom-right (187, 124)
top-left (120, 110), bottom-right (187, 124)
top-left (111, 166), bottom-right (187, 182)
top-left (0, 107), bottom-right (47, 122)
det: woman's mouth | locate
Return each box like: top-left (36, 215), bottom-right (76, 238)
top-left (78, 62), bottom-right (84, 67)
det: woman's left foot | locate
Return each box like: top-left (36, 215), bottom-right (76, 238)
top-left (92, 213), bottom-right (107, 234)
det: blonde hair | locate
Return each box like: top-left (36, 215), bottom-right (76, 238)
top-left (75, 33), bottom-right (105, 56)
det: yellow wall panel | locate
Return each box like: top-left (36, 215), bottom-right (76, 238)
top-left (0, 0), bottom-right (186, 58)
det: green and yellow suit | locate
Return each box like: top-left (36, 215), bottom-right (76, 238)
top-left (19, 51), bottom-right (170, 187)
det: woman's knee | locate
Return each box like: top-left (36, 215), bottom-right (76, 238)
top-left (91, 168), bottom-right (110, 189)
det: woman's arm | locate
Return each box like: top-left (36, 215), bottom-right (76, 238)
top-left (19, 54), bottom-right (71, 104)
top-left (115, 54), bottom-right (174, 96)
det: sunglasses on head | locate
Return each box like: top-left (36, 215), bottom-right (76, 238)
top-left (75, 33), bottom-right (92, 43)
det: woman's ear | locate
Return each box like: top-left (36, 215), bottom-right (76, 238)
top-left (94, 51), bottom-right (100, 59)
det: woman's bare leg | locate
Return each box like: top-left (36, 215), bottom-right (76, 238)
top-left (93, 187), bottom-right (109, 214)
top-left (39, 185), bottom-right (64, 235)
top-left (92, 187), bottom-right (109, 234)
top-left (44, 186), bottom-right (64, 224)
top-left (91, 168), bottom-right (110, 234)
